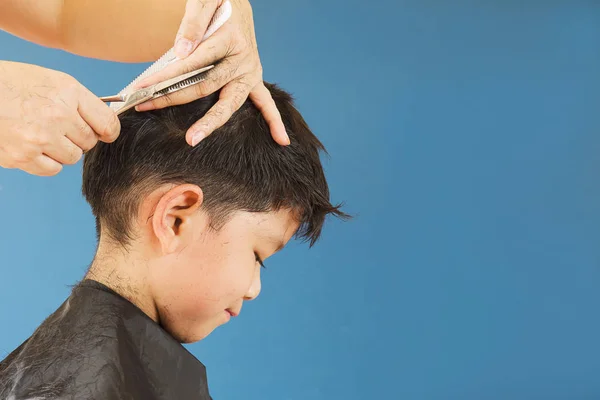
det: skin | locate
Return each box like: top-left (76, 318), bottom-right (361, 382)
top-left (0, 0), bottom-right (289, 176)
top-left (133, 0), bottom-right (290, 146)
top-left (86, 184), bottom-right (299, 343)
top-left (0, 61), bottom-right (120, 176)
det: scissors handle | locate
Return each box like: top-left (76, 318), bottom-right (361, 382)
top-left (99, 95), bottom-right (125, 103)
top-left (100, 88), bottom-right (155, 115)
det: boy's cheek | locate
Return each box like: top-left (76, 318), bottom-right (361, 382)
top-left (159, 299), bottom-right (225, 341)
top-left (173, 293), bottom-right (228, 322)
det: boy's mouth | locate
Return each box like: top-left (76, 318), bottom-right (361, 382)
top-left (226, 309), bottom-right (239, 317)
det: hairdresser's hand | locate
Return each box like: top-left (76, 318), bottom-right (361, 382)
top-left (0, 61), bottom-right (120, 176)
top-left (134, 0), bottom-right (289, 147)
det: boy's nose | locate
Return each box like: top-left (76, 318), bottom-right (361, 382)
top-left (244, 266), bottom-right (262, 301)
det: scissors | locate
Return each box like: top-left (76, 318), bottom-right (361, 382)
top-left (100, 64), bottom-right (215, 115)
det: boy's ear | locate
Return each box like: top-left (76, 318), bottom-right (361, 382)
top-left (152, 184), bottom-right (204, 254)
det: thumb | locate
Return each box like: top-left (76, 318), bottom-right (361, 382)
top-left (175, 0), bottom-right (221, 59)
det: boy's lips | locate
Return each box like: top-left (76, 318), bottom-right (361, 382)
top-left (226, 309), bottom-right (239, 317)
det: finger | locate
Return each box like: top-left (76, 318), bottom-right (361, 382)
top-left (65, 114), bottom-right (99, 152)
top-left (136, 60), bottom-right (237, 111)
top-left (22, 155), bottom-right (63, 177)
top-left (134, 34), bottom-right (226, 89)
top-left (186, 79), bottom-right (251, 146)
top-left (175, 0), bottom-right (221, 59)
top-left (43, 135), bottom-right (83, 166)
top-left (77, 87), bottom-right (121, 143)
top-left (249, 83), bottom-right (289, 146)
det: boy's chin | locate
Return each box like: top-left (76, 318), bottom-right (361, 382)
top-left (163, 320), bottom-right (221, 344)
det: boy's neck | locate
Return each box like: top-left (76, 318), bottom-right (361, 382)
top-left (86, 239), bottom-right (160, 324)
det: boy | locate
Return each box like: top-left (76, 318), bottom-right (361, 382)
top-left (0, 83), bottom-right (347, 399)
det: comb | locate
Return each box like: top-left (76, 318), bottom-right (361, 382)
top-left (110, 0), bottom-right (232, 110)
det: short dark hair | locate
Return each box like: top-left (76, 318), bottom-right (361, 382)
top-left (82, 82), bottom-right (347, 246)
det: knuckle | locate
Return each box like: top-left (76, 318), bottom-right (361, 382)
top-left (40, 105), bottom-right (66, 121)
top-left (61, 75), bottom-right (82, 94)
top-left (230, 90), bottom-right (245, 106)
top-left (191, 0), bottom-right (210, 9)
top-left (212, 104), bottom-right (227, 119)
top-left (199, 118), bottom-right (215, 133)
top-left (218, 106), bottom-right (232, 121)
top-left (207, 106), bottom-right (228, 127)
top-left (233, 94), bottom-right (246, 111)
top-left (82, 135), bottom-right (99, 152)
top-left (34, 133), bottom-right (51, 147)
top-left (224, 65), bottom-right (238, 81)
top-left (99, 114), bottom-right (120, 141)
top-left (230, 102), bottom-right (239, 115)
top-left (78, 120), bottom-right (93, 135)
top-left (78, 124), bottom-right (95, 143)
top-left (223, 31), bottom-right (237, 51)
top-left (0, 154), bottom-right (16, 169)
top-left (160, 95), bottom-right (175, 107)
top-left (233, 83), bottom-right (251, 104)
top-left (22, 130), bottom-right (49, 147)
top-left (19, 129), bottom-right (36, 144)
top-left (67, 147), bottom-right (84, 165)
top-left (12, 151), bottom-right (31, 164)
top-left (180, 21), bottom-right (203, 38)
top-left (193, 82), bottom-right (211, 98)
top-left (237, 79), bottom-right (253, 92)
top-left (218, 56), bottom-right (233, 71)
top-left (42, 164), bottom-right (62, 177)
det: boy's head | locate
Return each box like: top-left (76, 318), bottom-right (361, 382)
top-left (82, 83), bottom-right (346, 342)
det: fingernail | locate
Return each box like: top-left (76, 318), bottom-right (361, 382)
top-left (280, 129), bottom-right (290, 145)
top-left (191, 130), bottom-right (206, 146)
top-left (175, 37), bottom-right (194, 59)
top-left (135, 103), bottom-right (151, 112)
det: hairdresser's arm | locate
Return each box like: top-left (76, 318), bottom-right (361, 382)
top-left (0, 0), bottom-right (185, 62)
top-left (0, 0), bottom-right (289, 146)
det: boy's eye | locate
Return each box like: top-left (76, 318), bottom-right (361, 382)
top-left (255, 253), bottom-right (266, 269)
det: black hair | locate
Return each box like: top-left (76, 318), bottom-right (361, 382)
top-left (82, 82), bottom-right (348, 246)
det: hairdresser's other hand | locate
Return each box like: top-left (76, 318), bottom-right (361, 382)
top-left (134, 0), bottom-right (289, 147)
top-left (0, 61), bottom-right (120, 176)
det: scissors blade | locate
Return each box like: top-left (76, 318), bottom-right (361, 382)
top-left (105, 65), bottom-right (215, 115)
top-left (152, 65), bottom-right (215, 93)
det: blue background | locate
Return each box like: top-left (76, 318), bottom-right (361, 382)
top-left (1, 1), bottom-right (600, 399)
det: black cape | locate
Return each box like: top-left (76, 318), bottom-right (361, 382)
top-left (0, 280), bottom-right (212, 400)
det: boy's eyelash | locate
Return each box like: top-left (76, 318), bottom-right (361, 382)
top-left (255, 253), bottom-right (266, 269)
